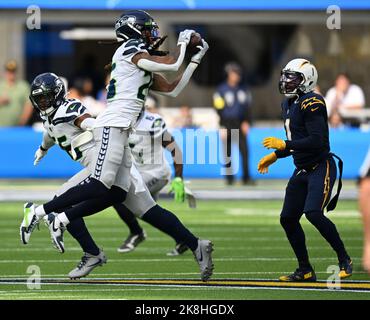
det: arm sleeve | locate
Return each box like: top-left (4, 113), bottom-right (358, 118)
top-left (41, 131), bottom-right (55, 150)
top-left (137, 43), bottom-right (186, 72)
top-left (284, 102), bottom-right (327, 151)
top-left (275, 149), bottom-right (292, 159)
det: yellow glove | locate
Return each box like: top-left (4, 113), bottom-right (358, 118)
top-left (263, 137), bottom-right (286, 150)
top-left (258, 152), bottom-right (277, 174)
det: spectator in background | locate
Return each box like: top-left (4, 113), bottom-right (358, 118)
top-left (97, 73), bottom-right (110, 105)
top-left (173, 105), bottom-right (198, 129)
top-left (325, 73), bottom-right (365, 127)
top-left (68, 77), bottom-right (105, 117)
top-left (0, 60), bottom-right (32, 126)
top-left (213, 62), bottom-right (253, 185)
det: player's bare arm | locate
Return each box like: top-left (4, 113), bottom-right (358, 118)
top-left (162, 131), bottom-right (183, 178)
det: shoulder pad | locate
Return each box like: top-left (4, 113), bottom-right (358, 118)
top-left (300, 93), bottom-right (325, 112)
top-left (152, 117), bottom-right (164, 129)
top-left (65, 101), bottom-right (85, 114)
top-left (122, 39), bottom-right (147, 56)
top-left (52, 99), bottom-right (87, 125)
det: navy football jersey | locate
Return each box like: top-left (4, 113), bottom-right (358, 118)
top-left (276, 92), bottom-right (330, 169)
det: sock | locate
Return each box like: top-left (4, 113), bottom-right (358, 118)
top-left (142, 205), bottom-right (198, 251)
top-left (280, 216), bottom-right (312, 270)
top-left (43, 178), bottom-right (110, 215)
top-left (57, 212), bottom-right (70, 226)
top-left (305, 210), bottom-right (350, 263)
top-left (35, 205), bottom-right (46, 218)
top-left (66, 218), bottom-right (100, 256)
top-left (114, 203), bottom-right (143, 235)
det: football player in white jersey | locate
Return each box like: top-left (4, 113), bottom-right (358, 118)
top-left (118, 97), bottom-right (189, 255)
top-left (21, 10), bottom-right (208, 243)
top-left (21, 72), bottom-right (214, 280)
top-left (20, 10), bottom-right (212, 270)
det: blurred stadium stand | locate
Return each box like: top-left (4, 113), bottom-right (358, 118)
top-left (1, 1), bottom-right (370, 119)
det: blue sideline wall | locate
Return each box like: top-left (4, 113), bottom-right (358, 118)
top-left (0, 127), bottom-right (368, 179)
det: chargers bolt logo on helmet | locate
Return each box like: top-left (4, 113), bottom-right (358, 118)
top-left (279, 58), bottom-right (318, 98)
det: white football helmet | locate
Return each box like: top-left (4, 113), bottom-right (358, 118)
top-left (279, 58), bottom-right (318, 97)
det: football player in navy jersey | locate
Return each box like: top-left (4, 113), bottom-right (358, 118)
top-left (258, 58), bottom-right (352, 282)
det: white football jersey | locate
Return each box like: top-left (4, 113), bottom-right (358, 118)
top-left (128, 111), bottom-right (172, 181)
top-left (94, 38), bottom-right (153, 129)
top-left (41, 99), bottom-right (94, 166)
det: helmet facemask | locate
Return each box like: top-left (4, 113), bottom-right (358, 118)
top-left (279, 71), bottom-right (304, 97)
top-left (141, 21), bottom-right (161, 48)
top-left (30, 78), bottom-right (65, 116)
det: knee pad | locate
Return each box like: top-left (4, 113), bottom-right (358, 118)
top-left (109, 186), bottom-right (127, 203)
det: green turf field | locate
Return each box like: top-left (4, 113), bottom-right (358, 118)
top-left (0, 199), bottom-right (369, 300)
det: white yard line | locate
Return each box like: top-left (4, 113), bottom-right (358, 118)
top-left (0, 257), bottom-right (362, 264)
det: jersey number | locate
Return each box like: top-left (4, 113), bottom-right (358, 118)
top-left (107, 69), bottom-right (152, 101)
top-left (56, 136), bottom-right (83, 161)
top-left (107, 78), bottom-right (117, 100)
top-left (137, 71), bottom-right (152, 100)
top-left (284, 119), bottom-right (292, 141)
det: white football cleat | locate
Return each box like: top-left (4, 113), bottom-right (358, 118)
top-left (20, 202), bottom-right (40, 244)
top-left (117, 231), bottom-right (146, 253)
top-left (44, 213), bottom-right (66, 253)
top-left (69, 250), bottom-right (107, 279)
top-left (193, 239), bottom-right (214, 281)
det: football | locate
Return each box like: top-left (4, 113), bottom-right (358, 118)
top-left (187, 32), bottom-right (202, 55)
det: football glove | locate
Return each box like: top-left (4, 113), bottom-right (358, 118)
top-left (34, 147), bottom-right (48, 166)
top-left (257, 152), bottom-right (277, 174)
top-left (177, 29), bottom-right (195, 46)
top-left (262, 137), bottom-right (286, 151)
top-left (191, 39), bottom-right (209, 64)
top-left (184, 186), bottom-right (197, 209)
top-left (169, 177), bottom-right (185, 203)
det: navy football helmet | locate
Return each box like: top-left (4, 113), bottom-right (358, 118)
top-left (29, 73), bottom-right (66, 116)
top-left (115, 10), bottom-right (159, 46)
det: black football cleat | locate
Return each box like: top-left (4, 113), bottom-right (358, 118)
top-left (339, 259), bottom-right (353, 279)
top-left (279, 268), bottom-right (317, 282)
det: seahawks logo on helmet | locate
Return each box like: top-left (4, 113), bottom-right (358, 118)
top-left (115, 16), bottom-right (137, 33)
top-left (114, 10), bottom-right (159, 45)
